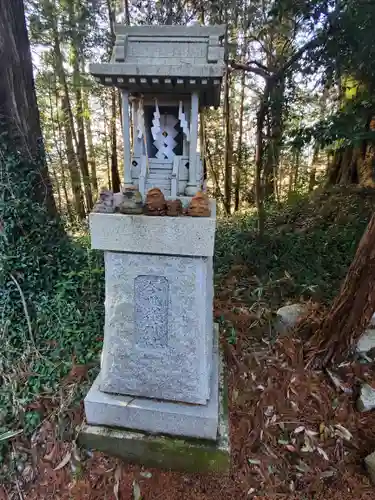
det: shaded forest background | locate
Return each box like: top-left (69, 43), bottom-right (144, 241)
top-left (25, 0), bottom-right (375, 226)
top-left (3, 0), bottom-right (375, 496)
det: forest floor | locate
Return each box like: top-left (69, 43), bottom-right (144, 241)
top-left (2, 187), bottom-right (375, 499)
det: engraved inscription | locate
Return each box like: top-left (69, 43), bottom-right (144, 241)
top-left (127, 41), bottom-right (206, 63)
top-left (134, 276), bottom-right (169, 347)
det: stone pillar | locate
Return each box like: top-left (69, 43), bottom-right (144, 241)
top-left (85, 205), bottom-right (219, 440)
top-left (185, 92), bottom-right (199, 196)
top-left (122, 89), bottom-right (132, 185)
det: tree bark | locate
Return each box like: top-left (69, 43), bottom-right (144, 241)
top-left (235, 51), bottom-right (246, 212)
top-left (303, 213), bottom-right (375, 367)
top-left (69, 2), bottom-right (93, 211)
top-left (111, 89), bottom-right (121, 192)
top-left (327, 142), bottom-right (375, 188)
top-left (72, 57), bottom-right (93, 211)
top-left (61, 95), bottom-right (85, 219)
top-left (82, 83), bottom-right (98, 199)
top-left (223, 65), bottom-right (232, 215)
top-left (52, 23), bottom-right (85, 219)
top-left (263, 76), bottom-right (285, 200)
top-left (308, 143), bottom-right (319, 192)
top-left (0, 0), bottom-right (57, 216)
top-left (53, 77), bottom-right (74, 222)
top-left (293, 148), bottom-right (300, 190)
top-left (255, 81), bottom-right (270, 236)
top-left (102, 94), bottom-right (111, 190)
top-left (107, 0), bottom-right (121, 193)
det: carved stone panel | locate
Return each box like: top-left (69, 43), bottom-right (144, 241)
top-left (134, 275), bottom-right (169, 348)
top-left (100, 252), bottom-right (214, 405)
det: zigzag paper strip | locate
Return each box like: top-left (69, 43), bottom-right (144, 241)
top-left (153, 114), bottom-right (178, 159)
top-left (178, 101), bottom-right (190, 142)
top-left (151, 99), bottom-right (161, 140)
top-left (136, 98), bottom-right (145, 139)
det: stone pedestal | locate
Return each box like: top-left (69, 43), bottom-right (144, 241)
top-left (82, 201), bottom-right (227, 446)
top-left (80, 341), bottom-right (230, 472)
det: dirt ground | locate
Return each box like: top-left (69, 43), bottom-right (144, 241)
top-left (2, 271), bottom-right (375, 500)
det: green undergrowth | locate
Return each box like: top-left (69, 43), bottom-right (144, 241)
top-left (1, 152), bottom-right (375, 471)
top-left (0, 152), bottom-right (104, 467)
top-left (215, 186), bottom-right (375, 306)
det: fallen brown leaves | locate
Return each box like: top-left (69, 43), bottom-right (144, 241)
top-left (3, 276), bottom-right (375, 499)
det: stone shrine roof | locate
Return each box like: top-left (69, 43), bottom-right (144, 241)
top-left (90, 25), bottom-right (226, 108)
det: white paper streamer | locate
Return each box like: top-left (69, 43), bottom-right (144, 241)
top-left (136, 98), bottom-right (145, 139)
top-left (153, 114), bottom-right (178, 159)
top-left (178, 101), bottom-right (190, 142)
top-left (151, 99), bottom-right (161, 141)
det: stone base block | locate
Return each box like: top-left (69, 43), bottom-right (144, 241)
top-left (80, 344), bottom-right (230, 473)
top-left (84, 343), bottom-right (220, 440)
top-left (78, 422), bottom-right (230, 473)
top-left (79, 358), bottom-right (229, 473)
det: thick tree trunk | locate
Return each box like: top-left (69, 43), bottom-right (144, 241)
top-left (0, 0), bottom-right (57, 216)
top-left (327, 143), bottom-right (375, 188)
top-left (303, 213), bottom-right (375, 367)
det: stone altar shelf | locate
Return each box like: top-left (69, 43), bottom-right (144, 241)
top-left (82, 201), bottom-right (226, 442)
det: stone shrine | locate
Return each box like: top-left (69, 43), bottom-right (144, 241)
top-left (79, 24), bottom-right (230, 472)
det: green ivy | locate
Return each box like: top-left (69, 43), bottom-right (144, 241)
top-left (0, 147), bottom-right (104, 465)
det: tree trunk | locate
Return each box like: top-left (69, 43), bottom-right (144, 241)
top-left (303, 213), bottom-right (375, 367)
top-left (203, 117), bottom-right (226, 206)
top-left (60, 160), bottom-right (74, 224)
top-left (54, 78), bottom-right (74, 222)
top-left (111, 89), bottom-right (121, 192)
top-left (294, 148), bottom-right (300, 190)
top-left (234, 53), bottom-right (246, 212)
top-left (83, 87), bottom-right (98, 199)
top-left (81, 61), bottom-right (98, 199)
top-left (223, 65), bottom-right (232, 215)
top-left (263, 76), bottom-right (285, 200)
top-left (72, 57), bottom-right (93, 211)
top-left (61, 96), bottom-right (85, 219)
top-left (102, 95), bottom-right (111, 189)
top-left (327, 142), bottom-right (375, 187)
top-left (50, 162), bottom-right (62, 213)
top-left (69, 2), bottom-right (93, 211)
top-left (255, 81), bottom-right (270, 236)
top-left (52, 27), bottom-right (85, 219)
top-left (308, 143), bottom-right (319, 192)
top-left (107, 0), bottom-right (121, 192)
top-left (0, 0), bottom-right (57, 216)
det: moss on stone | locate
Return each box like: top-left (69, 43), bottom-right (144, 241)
top-left (79, 424), bottom-right (230, 473)
top-left (79, 334), bottom-right (230, 473)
